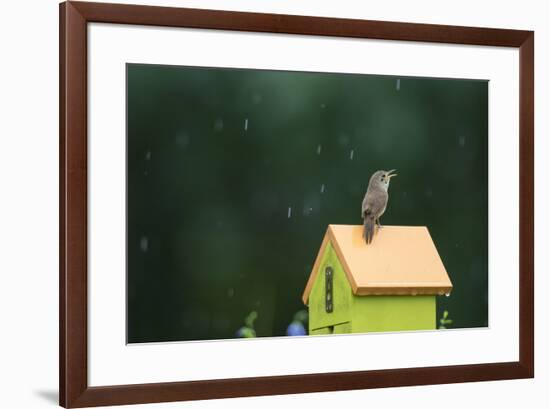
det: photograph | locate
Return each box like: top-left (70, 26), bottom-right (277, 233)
top-left (126, 63), bottom-right (488, 343)
top-left (0, 0), bottom-right (540, 407)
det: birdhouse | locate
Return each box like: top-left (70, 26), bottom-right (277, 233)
top-left (302, 225), bottom-right (453, 335)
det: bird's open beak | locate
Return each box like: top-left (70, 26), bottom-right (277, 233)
top-left (387, 169), bottom-right (398, 178)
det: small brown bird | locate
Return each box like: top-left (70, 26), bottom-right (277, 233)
top-left (362, 169), bottom-right (397, 244)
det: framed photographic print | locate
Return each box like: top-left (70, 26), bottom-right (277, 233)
top-left (59, 1), bottom-right (534, 407)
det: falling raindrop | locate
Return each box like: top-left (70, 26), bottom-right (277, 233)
top-left (316, 144), bottom-right (322, 155)
top-left (459, 136), bottom-right (466, 147)
top-left (303, 206), bottom-right (314, 216)
top-left (175, 132), bottom-right (190, 148)
top-left (320, 184), bottom-right (325, 194)
top-left (396, 78), bottom-right (401, 91)
top-left (349, 149), bottom-right (355, 160)
top-left (445, 293), bottom-right (451, 297)
top-left (244, 118), bottom-right (249, 131)
top-left (338, 133), bottom-right (350, 147)
top-left (213, 118), bottom-right (224, 132)
top-left (145, 151), bottom-right (151, 160)
top-left (320, 103), bottom-right (326, 109)
top-left (227, 288), bottom-right (234, 298)
top-left (287, 207), bottom-right (292, 218)
top-left (252, 93), bottom-right (262, 104)
top-left (140, 236), bottom-right (149, 252)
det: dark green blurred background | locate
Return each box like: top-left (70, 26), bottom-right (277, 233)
top-left (126, 64), bottom-right (488, 343)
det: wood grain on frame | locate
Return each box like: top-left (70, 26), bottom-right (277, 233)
top-left (59, 1), bottom-right (534, 407)
top-left (60, 2), bottom-right (88, 407)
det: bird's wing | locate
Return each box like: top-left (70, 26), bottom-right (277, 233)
top-left (363, 189), bottom-right (388, 218)
top-left (361, 194), bottom-right (369, 218)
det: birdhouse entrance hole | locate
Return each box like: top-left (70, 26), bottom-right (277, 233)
top-left (325, 266), bottom-right (333, 313)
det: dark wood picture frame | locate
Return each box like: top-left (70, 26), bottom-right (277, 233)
top-left (59, 1), bottom-right (534, 407)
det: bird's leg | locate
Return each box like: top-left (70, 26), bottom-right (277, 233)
top-left (376, 218), bottom-right (382, 230)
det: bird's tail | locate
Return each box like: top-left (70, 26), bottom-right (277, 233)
top-left (363, 216), bottom-right (375, 244)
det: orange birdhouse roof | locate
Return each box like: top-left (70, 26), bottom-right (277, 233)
top-left (302, 225), bottom-right (453, 304)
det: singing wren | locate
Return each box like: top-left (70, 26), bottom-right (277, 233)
top-left (361, 169), bottom-right (397, 244)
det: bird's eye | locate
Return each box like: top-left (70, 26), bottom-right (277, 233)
top-left (380, 177), bottom-right (384, 182)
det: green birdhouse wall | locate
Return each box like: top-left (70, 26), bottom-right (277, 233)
top-left (302, 225), bottom-right (453, 335)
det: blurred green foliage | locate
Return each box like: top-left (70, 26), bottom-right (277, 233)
top-left (236, 311), bottom-right (258, 338)
top-left (126, 64), bottom-right (488, 343)
top-left (439, 310), bottom-right (454, 329)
